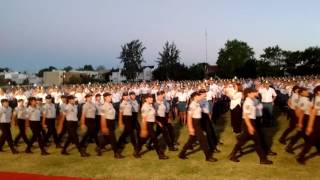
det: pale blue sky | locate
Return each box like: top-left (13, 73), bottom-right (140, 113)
top-left (0, 0), bottom-right (319, 72)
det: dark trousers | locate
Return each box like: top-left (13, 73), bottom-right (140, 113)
top-left (100, 120), bottom-right (118, 153)
top-left (181, 118), bottom-right (211, 159)
top-left (63, 121), bottom-right (82, 152)
top-left (298, 117), bottom-right (320, 158)
top-left (231, 105), bottom-right (242, 134)
top-left (138, 122), bottom-right (163, 155)
top-left (279, 108), bottom-right (297, 142)
top-left (201, 113), bottom-right (218, 151)
top-left (231, 119), bottom-right (267, 160)
top-left (80, 118), bottom-right (100, 148)
top-left (255, 117), bottom-right (271, 153)
top-left (27, 121), bottom-right (45, 151)
top-left (95, 115), bottom-right (101, 133)
top-left (155, 116), bottom-right (174, 148)
top-left (262, 103), bottom-right (274, 126)
top-left (58, 119), bottom-right (67, 143)
top-left (132, 112), bottom-right (141, 145)
top-left (117, 116), bottom-right (137, 150)
top-left (44, 118), bottom-right (59, 145)
top-left (14, 119), bottom-right (30, 145)
top-left (287, 115), bottom-right (309, 149)
top-left (0, 123), bottom-right (15, 151)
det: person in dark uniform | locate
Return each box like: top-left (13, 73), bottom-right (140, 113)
top-left (42, 95), bottom-right (60, 148)
top-left (199, 89), bottom-right (220, 153)
top-left (117, 92), bottom-right (138, 154)
top-left (136, 93), bottom-right (169, 160)
top-left (25, 97), bottom-right (50, 155)
top-left (296, 85), bottom-right (320, 164)
top-left (80, 94), bottom-right (101, 156)
top-left (129, 91), bottom-right (141, 144)
top-left (228, 88), bottom-right (273, 165)
top-left (57, 95), bottom-right (68, 145)
top-left (12, 99), bottom-right (30, 147)
top-left (279, 86), bottom-right (300, 145)
top-left (179, 91), bottom-right (217, 162)
top-left (285, 87), bottom-right (312, 154)
top-left (100, 92), bottom-right (124, 159)
top-left (154, 90), bottom-right (178, 151)
top-left (60, 95), bottom-right (89, 157)
top-left (0, 99), bottom-right (19, 154)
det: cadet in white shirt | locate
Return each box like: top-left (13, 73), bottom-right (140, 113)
top-left (42, 95), bottom-right (60, 147)
top-left (228, 83), bottom-right (243, 134)
top-left (176, 89), bottom-right (188, 126)
top-left (153, 91), bottom-right (178, 151)
top-left (286, 87), bottom-right (313, 154)
top-left (279, 85), bottom-right (300, 144)
top-left (60, 95), bottom-right (89, 157)
top-left (12, 99), bottom-right (30, 146)
top-left (258, 81), bottom-right (277, 126)
top-left (136, 93), bottom-right (169, 160)
top-left (80, 94), bottom-right (101, 156)
top-left (0, 99), bottom-right (18, 154)
top-left (129, 91), bottom-right (141, 143)
top-left (297, 85), bottom-right (320, 164)
top-left (25, 97), bottom-right (50, 155)
top-left (99, 92), bottom-right (124, 159)
top-left (117, 92), bottom-right (138, 154)
top-left (179, 91), bottom-right (217, 162)
top-left (229, 88), bottom-right (273, 165)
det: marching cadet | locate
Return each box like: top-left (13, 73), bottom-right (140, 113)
top-left (258, 81), bottom-right (277, 127)
top-left (179, 91), bottom-right (217, 162)
top-left (176, 87), bottom-right (188, 126)
top-left (42, 95), bottom-right (60, 148)
top-left (154, 90), bottom-right (178, 151)
top-left (117, 92), bottom-right (138, 153)
top-left (296, 85), bottom-right (320, 164)
top-left (279, 86), bottom-right (300, 144)
top-left (129, 91), bottom-right (141, 143)
top-left (100, 92), bottom-right (124, 159)
top-left (0, 99), bottom-right (18, 154)
top-left (13, 99), bottom-right (30, 146)
top-left (60, 95), bottom-right (89, 157)
top-left (229, 88), bottom-right (273, 164)
top-left (57, 95), bottom-right (68, 145)
top-left (80, 94), bottom-right (101, 156)
top-left (199, 89), bottom-right (219, 153)
top-left (94, 93), bottom-right (103, 135)
top-left (136, 93), bottom-right (169, 160)
top-left (25, 97), bottom-right (50, 155)
top-left (285, 87), bottom-right (312, 154)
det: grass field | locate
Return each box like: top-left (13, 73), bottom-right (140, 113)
top-left (0, 111), bottom-right (319, 180)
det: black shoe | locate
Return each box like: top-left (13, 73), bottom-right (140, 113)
top-left (206, 157), bottom-right (218, 162)
top-left (80, 151), bottom-right (90, 157)
top-left (296, 157), bottom-right (306, 165)
top-left (41, 151), bottom-right (50, 156)
top-left (61, 150), bottom-right (70, 155)
top-left (169, 147), bottom-right (179, 151)
top-left (279, 139), bottom-right (286, 145)
top-left (146, 144), bottom-right (154, 151)
top-left (133, 151), bottom-right (141, 158)
top-left (178, 152), bottom-right (188, 160)
top-left (11, 149), bottom-right (19, 154)
top-left (56, 144), bottom-right (63, 148)
top-left (285, 147), bottom-right (295, 154)
top-left (229, 156), bottom-right (240, 162)
top-left (214, 148), bottom-right (221, 153)
top-left (260, 159), bottom-right (273, 165)
top-left (158, 154), bottom-right (169, 160)
top-left (267, 151), bottom-right (277, 156)
top-left (114, 153), bottom-right (125, 159)
top-left (25, 148), bottom-right (33, 154)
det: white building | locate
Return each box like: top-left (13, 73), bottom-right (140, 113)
top-left (110, 66), bottom-right (154, 83)
top-left (3, 72), bottom-right (28, 84)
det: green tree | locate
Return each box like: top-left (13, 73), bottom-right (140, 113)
top-left (119, 39), bottom-right (146, 81)
top-left (78, 64), bottom-right (94, 71)
top-left (153, 41), bottom-right (180, 80)
top-left (188, 63), bottom-right (207, 80)
top-left (260, 45), bottom-right (285, 75)
top-left (216, 39), bottom-right (255, 78)
top-left (63, 66), bottom-right (73, 72)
